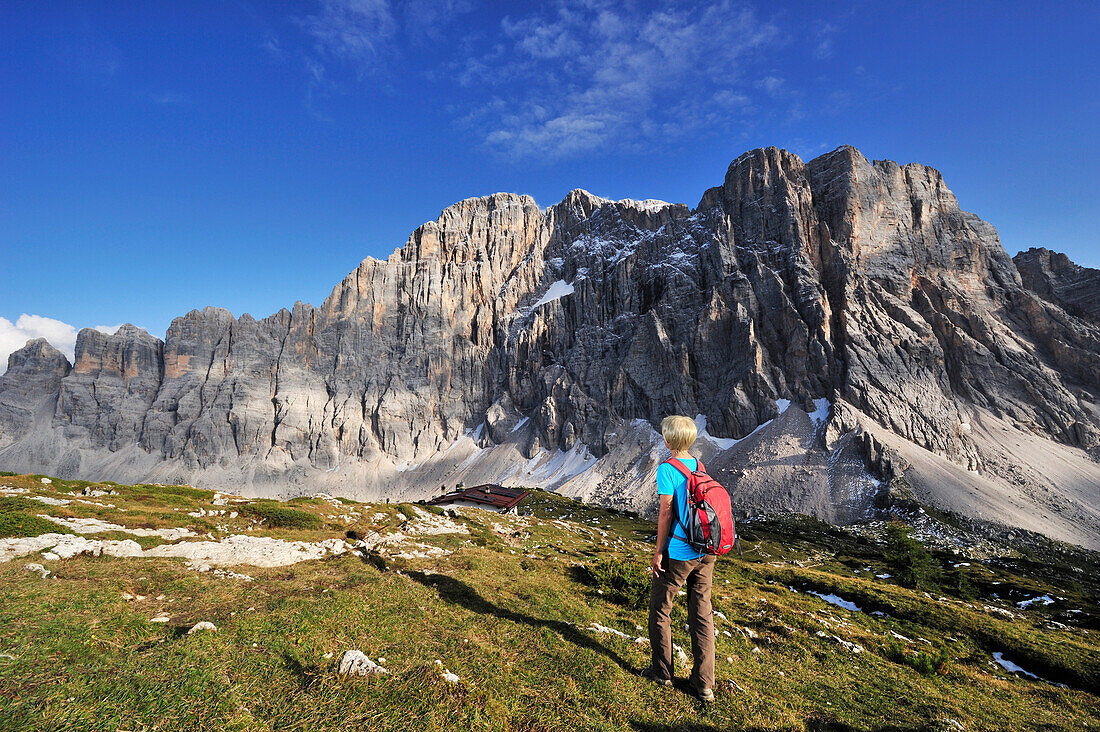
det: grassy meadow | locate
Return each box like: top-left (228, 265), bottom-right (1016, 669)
top-left (0, 472), bottom-right (1097, 731)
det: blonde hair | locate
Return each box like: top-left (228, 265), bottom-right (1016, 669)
top-left (661, 415), bottom-right (697, 452)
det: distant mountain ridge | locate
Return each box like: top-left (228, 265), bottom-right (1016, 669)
top-left (2, 145), bottom-right (1098, 548)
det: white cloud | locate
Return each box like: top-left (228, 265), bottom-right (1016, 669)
top-left (814, 23), bottom-right (838, 60)
top-left (261, 32), bottom-right (283, 56)
top-left (458, 0), bottom-right (781, 159)
top-left (0, 315), bottom-right (77, 375)
top-left (152, 91), bottom-right (192, 106)
top-left (294, 0), bottom-right (409, 117)
top-left (0, 316), bottom-right (123, 375)
top-left (301, 0), bottom-right (397, 69)
top-left (295, 0), bottom-right (476, 78)
top-left (757, 76), bottom-right (786, 97)
top-left (400, 0), bottom-right (474, 40)
top-left (278, 0), bottom-right (807, 155)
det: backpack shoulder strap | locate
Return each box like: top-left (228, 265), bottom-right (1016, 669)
top-left (663, 458), bottom-right (693, 480)
top-left (660, 459), bottom-right (693, 541)
top-left (695, 458), bottom-right (705, 474)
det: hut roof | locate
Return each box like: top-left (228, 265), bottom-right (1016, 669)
top-left (426, 484), bottom-right (529, 511)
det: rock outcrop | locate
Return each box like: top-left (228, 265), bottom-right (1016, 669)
top-left (1014, 247), bottom-right (1100, 322)
top-left (1, 145), bottom-right (1098, 546)
top-left (0, 339), bottom-right (71, 445)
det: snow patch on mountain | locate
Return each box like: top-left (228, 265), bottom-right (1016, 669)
top-left (532, 280), bottom-right (575, 309)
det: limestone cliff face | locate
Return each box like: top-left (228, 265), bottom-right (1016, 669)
top-left (59, 324), bottom-right (163, 451)
top-left (1, 146), bottom-right (1097, 520)
top-left (807, 149), bottom-right (1099, 462)
top-left (312, 193), bottom-right (548, 465)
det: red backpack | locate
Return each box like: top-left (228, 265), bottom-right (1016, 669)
top-left (665, 457), bottom-right (740, 557)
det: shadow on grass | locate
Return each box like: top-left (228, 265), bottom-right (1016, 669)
top-left (358, 549), bottom-right (388, 572)
top-left (407, 571), bottom-right (639, 675)
top-left (629, 721), bottom-right (733, 732)
top-left (281, 652), bottom-right (322, 691)
top-left (630, 720), bottom-right (933, 732)
top-left (167, 625), bottom-right (191, 640)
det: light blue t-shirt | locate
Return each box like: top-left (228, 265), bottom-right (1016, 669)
top-left (657, 458), bottom-right (705, 561)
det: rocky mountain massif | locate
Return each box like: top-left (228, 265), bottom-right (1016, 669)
top-left (2, 146), bottom-right (1098, 548)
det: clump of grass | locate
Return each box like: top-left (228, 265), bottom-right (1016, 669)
top-left (396, 504), bottom-right (419, 521)
top-left (466, 531), bottom-right (504, 551)
top-left (574, 557), bottom-right (650, 609)
top-left (241, 501), bottom-right (322, 529)
top-left (448, 515), bottom-right (499, 551)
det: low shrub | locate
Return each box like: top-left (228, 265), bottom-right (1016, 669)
top-left (944, 565), bottom-right (977, 600)
top-left (0, 496), bottom-right (36, 512)
top-left (240, 501), bottom-right (322, 529)
top-left (884, 640), bottom-right (950, 676)
top-left (885, 522), bottom-right (940, 590)
top-left (0, 514), bottom-right (67, 538)
top-left (574, 557), bottom-right (651, 609)
top-left (287, 497), bottom-right (323, 506)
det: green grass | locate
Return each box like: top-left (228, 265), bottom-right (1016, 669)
top-left (396, 503), bottom-right (420, 521)
top-left (754, 564), bottom-right (1100, 692)
top-left (0, 495), bottom-right (74, 538)
top-left (94, 531), bottom-right (169, 550)
top-left (116, 483), bottom-right (213, 503)
top-left (0, 473), bottom-right (1098, 731)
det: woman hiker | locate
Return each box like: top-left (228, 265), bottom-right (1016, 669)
top-left (641, 415), bottom-right (716, 702)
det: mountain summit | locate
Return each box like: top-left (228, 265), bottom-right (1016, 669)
top-left (2, 146), bottom-right (1098, 548)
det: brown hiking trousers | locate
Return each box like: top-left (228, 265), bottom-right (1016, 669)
top-left (648, 552), bottom-right (716, 690)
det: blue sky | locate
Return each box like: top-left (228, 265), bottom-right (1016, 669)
top-left (1, 0), bottom-right (1097, 364)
